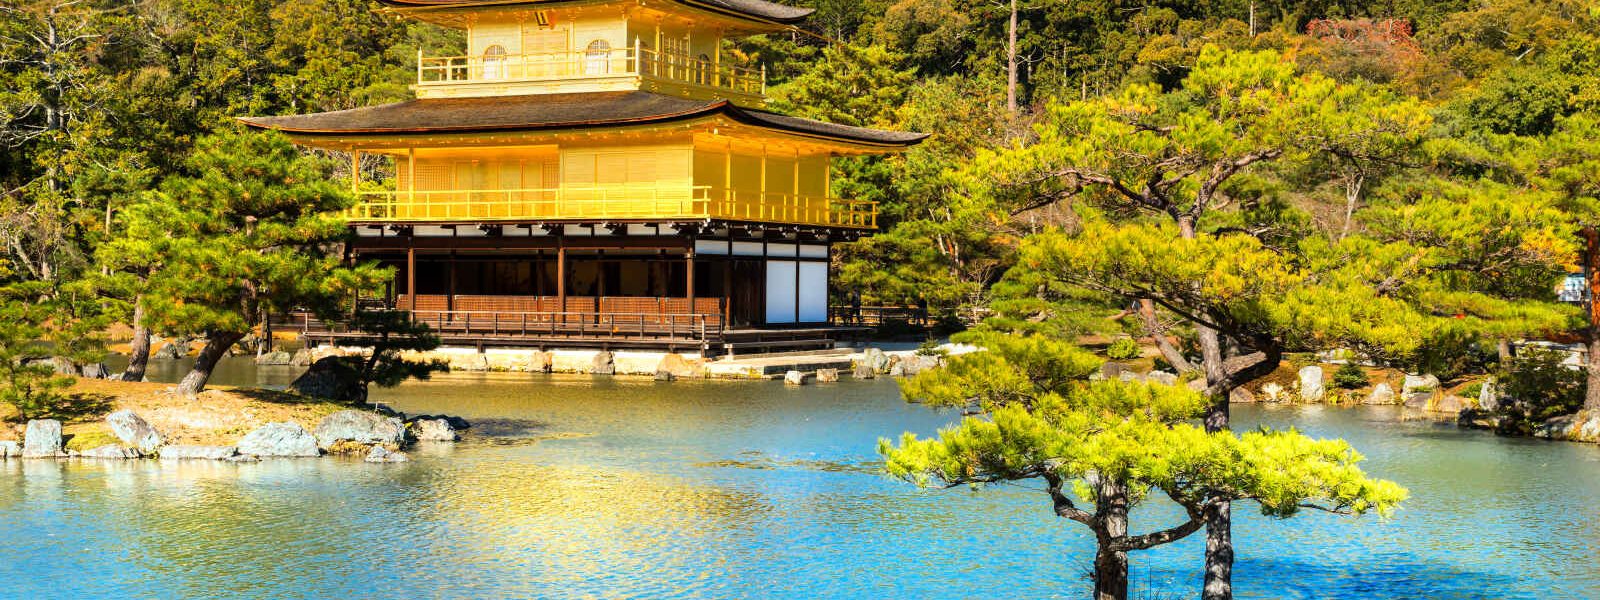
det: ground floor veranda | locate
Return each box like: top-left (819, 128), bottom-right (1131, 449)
top-left (302, 220), bottom-right (868, 355)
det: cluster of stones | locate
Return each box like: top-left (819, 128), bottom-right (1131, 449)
top-left (779, 348), bottom-right (945, 386)
top-left (0, 409), bottom-right (467, 465)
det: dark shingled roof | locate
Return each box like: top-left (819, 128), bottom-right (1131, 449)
top-left (239, 91), bottom-right (928, 146)
top-left (375, 0), bottom-right (814, 24)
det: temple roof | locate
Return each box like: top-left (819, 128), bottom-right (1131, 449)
top-left (374, 0), bottom-right (815, 24)
top-left (238, 91), bottom-right (928, 147)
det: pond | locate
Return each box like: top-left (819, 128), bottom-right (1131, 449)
top-left (3, 359), bottom-right (1599, 599)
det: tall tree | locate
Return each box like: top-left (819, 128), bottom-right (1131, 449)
top-left (127, 130), bottom-right (379, 395)
top-left (882, 331), bottom-right (1405, 600)
top-left (961, 47), bottom-right (1571, 598)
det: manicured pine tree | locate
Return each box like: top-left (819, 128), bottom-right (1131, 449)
top-left (123, 129), bottom-right (381, 395)
top-left (881, 331), bottom-right (1406, 600)
top-left (957, 46), bottom-right (1570, 598)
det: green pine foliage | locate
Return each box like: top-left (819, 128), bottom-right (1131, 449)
top-left (882, 331), bottom-right (1406, 598)
top-left (1105, 337), bottom-right (1141, 361)
top-left (1332, 362), bottom-right (1370, 390)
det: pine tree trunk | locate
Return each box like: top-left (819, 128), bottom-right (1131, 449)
top-left (1202, 500), bottom-right (1234, 600)
top-left (1006, 0), bottom-right (1018, 113)
top-left (1586, 335), bottom-right (1600, 412)
top-left (122, 298), bottom-right (151, 382)
top-left (175, 331), bottom-right (245, 396)
top-left (1093, 477), bottom-right (1130, 600)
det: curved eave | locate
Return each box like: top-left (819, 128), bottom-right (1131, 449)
top-left (238, 101), bottom-right (927, 150)
top-left (373, 0), bottom-right (814, 25)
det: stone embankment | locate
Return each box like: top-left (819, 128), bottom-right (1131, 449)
top-left (1101, 361), bottom-right (1480, 416)
top-left (277, 344), bottom-right (977, 383)
top-left (1, 408), bottom-right (468, 464)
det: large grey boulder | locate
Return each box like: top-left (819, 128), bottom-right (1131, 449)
top-left (313, 410), bottom-right (406, 449)
top-left (408, 418), bottom-right (458, 442)
top-left (365, 445), bottom-right (409, 463)
top-left (153, 341), bottom-right (186, 360)
top-left (78, 445), bottom-right (140, 459)
top-left (1535, 410), bottom-right (1600, 443)
top-left (1298, 366), bottom-right (1325, 402)
top-left (591, 351), bottom-right (615, 375)
top-left (255, 351), bottom-right (293, 366)
top-left (160, 445), bottom-right (239, 460)
top-left (892, 354), bottom-right (941, 377)
top-left (1146, 370), bottom-right (1178, 387)
top-left (0, 440), bottom-right (19, 458)
top-left (290, 357), bottom-right (364, 403)
top-left (106, 409), bottom-right (163, 454)
top-left (289, 349), bottom-right (315, 367)
top-left (237, 422), bottom-right (320, 457)
top-left (22, 419), bottom-right (63, 458)
top-left (1402, 374), bottom-right (1439, 396)
top-left (1366, 383), bottom-right (1396, 405)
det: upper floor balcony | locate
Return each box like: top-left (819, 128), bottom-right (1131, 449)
top-left (345, 185), bottom-right (877, 230)
top-left (414, 44), bottom-right (765, 106)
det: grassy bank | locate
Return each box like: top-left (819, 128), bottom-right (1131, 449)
top-left (0, 377), bottom-right (346, 449)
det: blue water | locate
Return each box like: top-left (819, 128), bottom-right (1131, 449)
top-left (2, 366), bottom-right (1598, 599)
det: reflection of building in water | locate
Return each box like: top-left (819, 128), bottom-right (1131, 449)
top-left (242, 0), bottom-right (926, 356)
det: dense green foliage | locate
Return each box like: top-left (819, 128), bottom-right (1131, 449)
top-left (1332, 362), bottom-right (1369, 390)
top-left (1105, 337), bottom-right (1141, 361)
top-left (882, 331), bottom-right (1405, 599)
top-left (1492, 347), bottom-right (1586, 435)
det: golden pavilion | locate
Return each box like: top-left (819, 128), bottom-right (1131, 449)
top-left (242, 0), bottom-right (925, 354)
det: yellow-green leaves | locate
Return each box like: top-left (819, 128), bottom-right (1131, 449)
top-left (883, 332), bottom-right (1407, 523)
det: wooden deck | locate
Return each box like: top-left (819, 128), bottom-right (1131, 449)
top-left (282, 304), bottom-right (868, 356)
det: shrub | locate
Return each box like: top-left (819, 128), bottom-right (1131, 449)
top-left (1332, 362), bottom-right (1369, 389)
top-left (1494, 347), bottom-right (1584, 435)
top-left (915, 338), bottom-right (948, 357)
top-left (1105, 337), bottom-right (1141, 360)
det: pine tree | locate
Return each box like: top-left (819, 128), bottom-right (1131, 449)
top-left (882, 331), bottom-right (1406, 600)
top-left (124, 130), bottom-right (381, 395)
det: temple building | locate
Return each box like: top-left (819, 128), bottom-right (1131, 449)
top-left (242, 0), bottom-right (925, 355)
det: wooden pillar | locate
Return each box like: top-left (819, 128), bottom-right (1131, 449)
top-left (350, 149), bottom-right (361, 193)
top-left (447, 251), bottom-right (457, 314)
top-left (406, 239), bottom-right (417, 312)
top-left (686, 247), bottom-right (696, 312)
top-left (557, 235), bottom-right (567, 313)
top-left (407, 147), bottom-right (417, 207)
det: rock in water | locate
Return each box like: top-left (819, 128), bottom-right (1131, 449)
top-left (784, 370), bottom-right (809, 385)
top-left (860, 348), bottom-right (890, 374)
top-left (78, 445), bottom-right (140, 459)
top-left (409, 418), bottom-right (458, 442)
top-left (314, 410), bottom-right (407, 449)
top-left (237, 422), bottom-right (321, 457)
top-left (1298, 366), bottom-right (1325, 402)
top-left (654, 354), bottom-right (701, 379)
top-left (0, 441), bottom-right (19, 458)
top-left (153, 341), bottom-right (185, 360)
top-left (160, 445), bottom-right (239, 460)
top-left (852, 362), bottom-right (876, 380)
top-left (255, 351), bottom-right (293, 365)
top-left (1534, 410), bottom-right (1600, 443)
top-left (1260, 383), bottom-right (1286, 402)
top-left (365, 445), bottom-right (410, 463)
top-left (22, 420), bottom-right (63, 458)
top-left (816, 368), bottom-right (839, 383)
top-left (80, 363), bottom-right (110, 379)
top-left (290, 357), bottom-right (365, 403)
top-left (591, 351), bottom-right (615, 375)
top-left (1366, 383), bottom-right (1396, 405)
top-left (289, 349), bottom-right (315, 367)
top-left (106, 410), bottom-right (163, 454)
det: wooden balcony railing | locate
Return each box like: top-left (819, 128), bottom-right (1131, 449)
top-left (416, 45), bottom-right (764, 99)
top-left (345, 185), bottom-right (878, 229)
